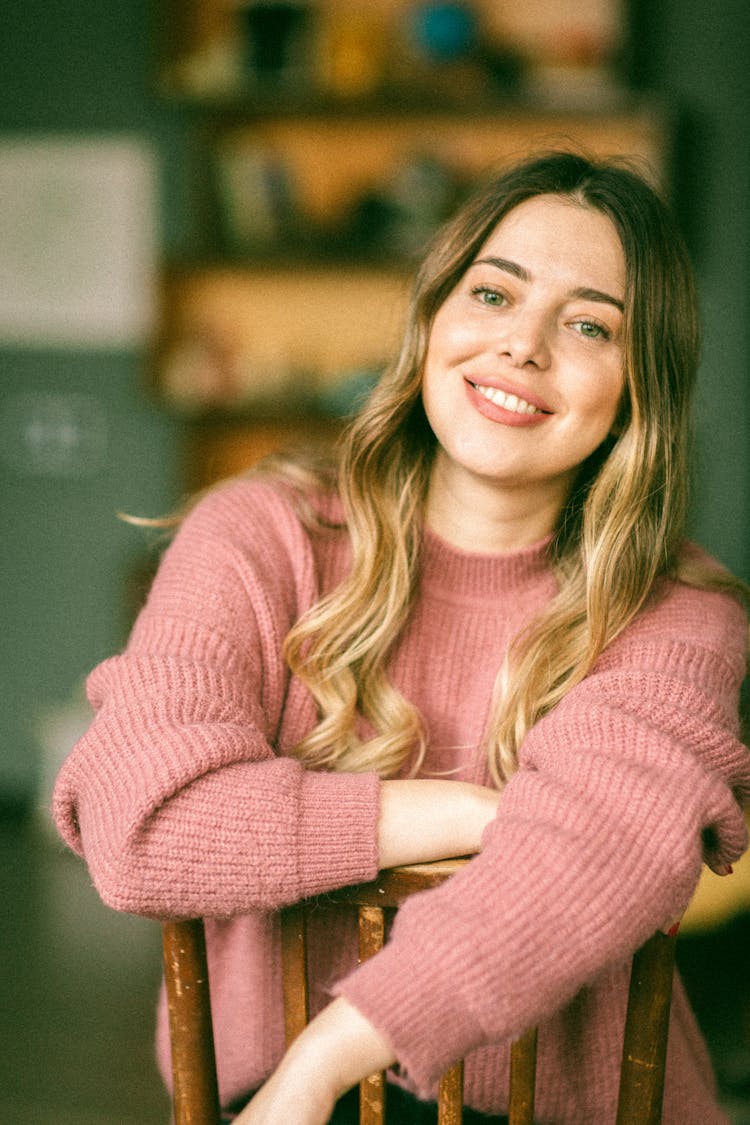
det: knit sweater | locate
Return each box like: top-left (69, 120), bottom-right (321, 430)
top-left (53, 476), bottom-right (750, 1124)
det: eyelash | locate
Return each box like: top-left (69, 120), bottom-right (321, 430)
top-left (469, 286), bottom-right (613, 342)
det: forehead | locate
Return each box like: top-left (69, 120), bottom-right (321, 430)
top-left (477, 194), bottom-right (626, 294)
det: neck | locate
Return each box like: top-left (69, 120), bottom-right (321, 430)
top-left (425, 459), bottom-right (568, 553)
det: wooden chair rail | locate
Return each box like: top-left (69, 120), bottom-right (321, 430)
top-left (162, 859), bottom-right (677, 1125)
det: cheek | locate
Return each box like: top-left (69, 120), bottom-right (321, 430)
top-left (420, 362), bottom-right (444, 431)
top-left (421, 325), bottom-right (457, 412)
top-left (428, 304), bottom-right (482, 363)
top-left (582, 365), bottom-right (625, 433)
top-left (421, 353), bottom-right (459, 444)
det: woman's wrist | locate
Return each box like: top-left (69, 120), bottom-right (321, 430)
top-left (235, 999), bottom-right (396, 1123)
top-left (378, 779), bottom-right (500, 869)
top-left (291, 997), bottom-right (396, 1098)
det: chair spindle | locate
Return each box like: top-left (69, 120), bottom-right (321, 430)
top-left (162, 918), bottom-right (221, 1125)
top-left (357, 904), bottom-right (388, 1124)
top-left (280, 902), bottom-right (310, 1047)
top-left (616, 928), bottom-right (677, 1125)
top-left (508, 1026), bottom-right (538, 1125)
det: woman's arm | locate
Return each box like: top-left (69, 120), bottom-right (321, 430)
top-left (235, 998), bottom-right (394, 1125)
top-left (53, 480), bottom-right (502, 919)
top-left (377, 779), bottom-right (500, 868)
top-left (53, 480), bottom-right (388, 918)
top-left (334, 585), bottom-right (750, 1098)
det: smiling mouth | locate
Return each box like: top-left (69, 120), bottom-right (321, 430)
top-left (471, 382), bottom-right (547, 415)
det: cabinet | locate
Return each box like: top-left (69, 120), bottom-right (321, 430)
top-left (155, 0), bottom-right (666, 487)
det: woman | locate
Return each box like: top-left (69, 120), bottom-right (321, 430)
top-left (53, 152), bottom-right (750, 1124)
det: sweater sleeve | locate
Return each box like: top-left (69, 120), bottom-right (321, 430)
top-left (337, 580), bottom-right (750, 1096)
top-left (52, 479), bottom-right (381, 919)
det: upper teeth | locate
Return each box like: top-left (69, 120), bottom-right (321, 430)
top-left (475, 384), bottom-right (541, 414)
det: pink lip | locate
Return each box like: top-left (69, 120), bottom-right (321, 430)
top-left (463, 377), bottom-right (553, 427)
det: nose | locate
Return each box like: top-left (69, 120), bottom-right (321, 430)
top-left (499, 306), bottom-right (551, 369)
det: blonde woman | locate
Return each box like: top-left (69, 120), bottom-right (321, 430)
top-left (54, 152), bottom-right (749, 1124)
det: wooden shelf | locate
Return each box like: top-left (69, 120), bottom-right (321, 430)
top-left (184, 415), bottom-right (343, 491)
top-left (155, 263), bottom-right (409, 416)
top-left (200, 104), bottom-right (668, 262)
top-left (155, 0), bottom-right (667, 479)
top-left (163, 84), bottom-right (650, 121)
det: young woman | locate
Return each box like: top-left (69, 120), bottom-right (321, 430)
top-left (53, 151), bottom-right (750, 1124)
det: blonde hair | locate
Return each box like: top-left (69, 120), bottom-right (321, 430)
top-left (275, 152), bottom-right (747, 784)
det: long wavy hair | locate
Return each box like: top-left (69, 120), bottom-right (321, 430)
top-left (276, 150), bottom-right (744, 784)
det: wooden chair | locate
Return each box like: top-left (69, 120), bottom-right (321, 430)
top-left (161, 858), bottom-right (678, 1125)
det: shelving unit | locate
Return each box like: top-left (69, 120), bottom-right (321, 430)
top-left (154, 0), bottom-right (666, 487)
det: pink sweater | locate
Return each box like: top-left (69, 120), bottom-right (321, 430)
top-left (53, 477), bottom-right (750, 1123)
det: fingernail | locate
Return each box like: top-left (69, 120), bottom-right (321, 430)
top-left (667, 921), bottom-right (681, 938)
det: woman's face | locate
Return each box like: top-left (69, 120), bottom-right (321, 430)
top-left (422, 193), bottom-right (627, 533)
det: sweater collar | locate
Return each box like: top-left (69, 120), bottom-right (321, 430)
top-left (419, 524), bottom-right (553, 600)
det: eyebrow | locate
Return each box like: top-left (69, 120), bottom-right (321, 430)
top-left (472, 256), bottom-right (625, 313)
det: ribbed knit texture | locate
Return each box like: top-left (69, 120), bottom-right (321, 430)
top-left (52, 477), bottom-right (750, 1123)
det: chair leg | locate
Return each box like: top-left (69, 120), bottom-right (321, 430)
top-left (438, 1059), bottom-right (464, 1124)
top-left (162, 919), bottom-right (221, 1125)
top-left (508, 1026), bottom-right (538, 1125)
top-left (358, 906), bottom-right (387, 1125)
top-left (280, 903), bottom-right (310, 1048)
top-left (616, 929), bottom-right (677, 1125)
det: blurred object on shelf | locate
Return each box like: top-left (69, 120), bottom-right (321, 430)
top-left (160, 0), bottom-right (244, 96)
top-left (383, 154), bottom-right (460, 254)
top-left (406, 1), bottom-right (479, 62)
top-left (212, 130), bottom-right (464, 260)
top-left (476, 41), bottom-right (526, 97)
top-left (338, 153), bottom-right (460, 260)
top-left (159, 0), bottom-right (628, 107)
top-left (319, 7), bottom-right (389, 97)
top-left (213, 134), bottom-right (302, 253)
top-left (393, 0), bottom-right (489, 100)
top-left (238, 0), bottom-right (317, 88)
top-left (481, 0), bottom-right (625, 108)
top-left (159, 324), bottom-right (263, 415)
top-left (525, 21), bottom-right (624, 109)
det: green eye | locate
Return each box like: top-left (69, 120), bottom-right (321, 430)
top-left (576, 320), bottom-right (610, 341)
top-left (471, 286), bottom-right (506, 306)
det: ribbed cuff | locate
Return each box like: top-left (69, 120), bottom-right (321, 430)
top-left (334, 911), bottom-right (483, 1098)
top-left (295, 768), bottom-right (381, 898)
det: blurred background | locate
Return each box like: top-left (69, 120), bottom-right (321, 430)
top-left (0, 1), bottom-right (748, 1122)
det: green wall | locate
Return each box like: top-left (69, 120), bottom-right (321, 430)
top-left (0, 1), bottom-right (185, 807)
top-left (641, 0), bottom-right (750, 584)
top-left (1, 0), bottom-right (748, 809)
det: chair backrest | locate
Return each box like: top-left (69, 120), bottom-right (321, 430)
top-left (161, 859), bottom-right (678, 1125)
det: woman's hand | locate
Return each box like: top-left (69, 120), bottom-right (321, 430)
top-left (377, 779), bottom-right (501, 870)
top-left (234, 997), bottom-right (395, 1124)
